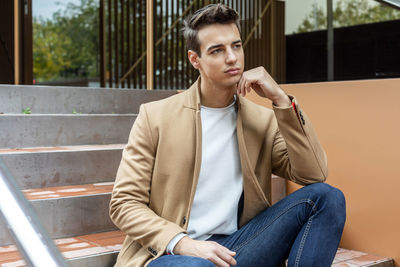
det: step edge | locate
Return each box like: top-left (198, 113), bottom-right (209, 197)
top-left (0, 144), bottom-right (125, 154)
top-left (0, 114), bottom-right (138, 117)
top-left (66, 250), bottom-right (119, 261)
top-left (28, 191), bottom-right (112, 202)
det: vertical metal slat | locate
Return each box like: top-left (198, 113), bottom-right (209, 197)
top-left (132, 0), bottom-right (137, 88)
top-left (256, 0), bottom-right (260, 67)
top-left (170, 0), bottom-right (176, 88)
top-left (114, 0), bottom-right (119, 87)
top-left (252, 0), bottom-right (256, 69)
top-left (138, 0), bottom-right (143, 88)
top-left (100, 0), bottom-right (106, 87)
top-left (186, 0), bottom-right (191, 87)
top-left (120, 0), bottom-right (125, 88)
top-left (107, 0), bottom-right (113, 87)
top-left (126, 0), bottom-right (131, 88)
top-left (176, 0), bottom-right (180, 89)
top-left (154, 0), bottom-right (158, 89)
top-left (164, 0), bottom-right (169, 88)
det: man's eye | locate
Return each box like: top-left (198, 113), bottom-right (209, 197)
top-left (234, 44), bottom-right (242, 49)
top-left (211, 49), bottom-right (222, 54)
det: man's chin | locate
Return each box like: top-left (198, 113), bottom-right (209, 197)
top-left (209, 75), bottom-right (241, 89)
top-left (227, 76), bottom-right (241, 87)
top-left (221, 82), bottom-right (240, 91)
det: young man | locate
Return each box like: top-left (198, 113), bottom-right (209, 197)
top-left (110, 4), bottom-right (346, 267)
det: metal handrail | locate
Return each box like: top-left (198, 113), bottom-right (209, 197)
top-left (0, 159), bottom-right (68, 267)
top-left (374, 0), bottom-right (400, 9)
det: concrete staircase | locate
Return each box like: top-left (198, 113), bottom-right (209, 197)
top-left (0, 85), bottom-right (176, 266)
top-left (1, 85), bottom-right (391, 267)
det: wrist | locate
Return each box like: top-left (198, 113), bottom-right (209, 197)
top-left (167, 233), bottom-right (187, 255)
top-left (272, 89), bottom-right (291, 107)
top-left (173, 236), bottom-right (191, 255)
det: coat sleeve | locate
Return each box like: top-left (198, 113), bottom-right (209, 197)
top-left (271, 95), bottom-right (328, 185)
top-left (109, 104), bottom-right (185, 257)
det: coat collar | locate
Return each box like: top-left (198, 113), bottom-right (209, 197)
top-left (183, 76), bottom-right (242, 111)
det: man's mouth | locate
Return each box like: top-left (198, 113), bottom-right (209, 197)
top-left (225, 68), bottom-right (241, 75)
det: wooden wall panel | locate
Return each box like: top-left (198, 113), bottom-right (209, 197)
top-left (0, 1), bottom-right (15, 84)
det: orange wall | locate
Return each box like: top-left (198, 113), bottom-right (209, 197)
top-left (246, 78), bottom-right (400, 266)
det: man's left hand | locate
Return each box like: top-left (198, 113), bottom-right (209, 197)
top-left (236, 66), bottom-right (291, 107)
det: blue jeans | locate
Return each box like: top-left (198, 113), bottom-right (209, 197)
top-left (149, 183), bottom-right (346, 267)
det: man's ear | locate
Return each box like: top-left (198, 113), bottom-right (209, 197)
top-left (188, 50), bottom-right (200, 70)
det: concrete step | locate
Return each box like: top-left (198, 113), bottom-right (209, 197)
top-left (0, 114), bottom-right (136, 149)
top-left (0, 234), bottom-right (394, 267)
top-left (0, 230), bottom-right (125, 267)
top-left (331, 248), bottom-right (393, 266)
top-left (0, 183), bottom-right (116, 246)
top-left (0, 175), bottom-right (285, 246)
top-left (0, 144), bottom-right (124, 189)
top-left (0, 84), bottom-right (176, 114)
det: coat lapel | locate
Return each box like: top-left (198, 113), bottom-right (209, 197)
top-left (182, 78), bottom-right (203, 228)
top-left (236, 96), bottom-right (271, 227)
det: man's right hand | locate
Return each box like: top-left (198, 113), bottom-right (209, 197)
top-left (173, 236), bottom-right (237, 267)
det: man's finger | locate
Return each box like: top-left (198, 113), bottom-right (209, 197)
top-left (216, 245), bottom-right (237, 266)
top-left (244, 80), bottom-right (251, 96)
top-left (221, 246), bottom-right (236, 256)
top-left (237, 76), bottom-right (245, 95)
top-left (219, 252), bottom-right (237, 266)
top-left (209, 255), bottom-right (231, 267)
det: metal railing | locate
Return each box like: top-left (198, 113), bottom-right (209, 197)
top-left (0, 159), bottom-right (68, 267)
top-left (375, 0), bottom-right (400, 9)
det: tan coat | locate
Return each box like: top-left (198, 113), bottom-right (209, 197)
top-left (109, 79), bottom-right (328, 267)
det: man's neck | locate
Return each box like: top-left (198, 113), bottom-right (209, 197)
top-left (200, 79), bottom-right (236, 108)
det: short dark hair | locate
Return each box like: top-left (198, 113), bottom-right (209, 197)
top-left (182, 4), bottom-right (241, 56)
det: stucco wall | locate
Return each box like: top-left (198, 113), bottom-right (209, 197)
top-left (246, 78), bottom-right (400, 266)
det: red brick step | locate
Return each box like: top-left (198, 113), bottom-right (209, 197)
top-left (0, 231), bottom-right (125, 266)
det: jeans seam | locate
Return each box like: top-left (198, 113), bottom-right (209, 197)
top-left (294, 215), bottom-right (314, 267)
top-left (233, 198), bottom-right (316, 253)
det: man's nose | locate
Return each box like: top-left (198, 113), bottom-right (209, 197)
top-left (226, 48), bottom-right (237, 64)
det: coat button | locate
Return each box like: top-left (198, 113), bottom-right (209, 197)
top-left (182, 216), bottom-right (186, 225)
top-left (299, 112), bottom-right (305, 125)
top-left (148, 247), bottom-right (157, 256)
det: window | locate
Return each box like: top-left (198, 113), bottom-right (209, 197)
top-left (33, 0), bottom-right (100, 87)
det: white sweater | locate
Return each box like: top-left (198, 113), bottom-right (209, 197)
top-left (167, 98), bottom-right (243, 253)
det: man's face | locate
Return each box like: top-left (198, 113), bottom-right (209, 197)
top-left (191, 23), bottom-right (244, 89)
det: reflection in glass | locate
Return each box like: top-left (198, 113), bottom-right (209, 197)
top-left (286, 0), bottom-right (400, 34)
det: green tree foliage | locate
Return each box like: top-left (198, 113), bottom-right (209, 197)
top-left (33, 0), bottom-right (99, 82)
top-left (296, 3), bottom-right (327, 33)
top-left (296, 0), bottom-right (400, 33)
top-left (33, 19), bottom-right (73, 81)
